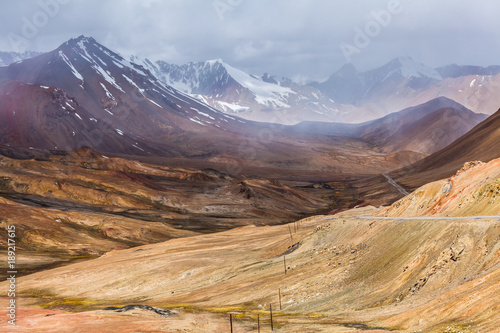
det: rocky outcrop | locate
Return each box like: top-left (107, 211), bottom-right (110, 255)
top-left (380, 157), bottom-right (500, 217)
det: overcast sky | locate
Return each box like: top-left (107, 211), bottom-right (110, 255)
top-left (1, 0), bottom-right (499, 82)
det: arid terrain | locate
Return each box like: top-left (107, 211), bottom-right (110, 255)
top-left (0, 145), bottom-right (358, 279)
top-left (1, 158), bottom-right (499, 332)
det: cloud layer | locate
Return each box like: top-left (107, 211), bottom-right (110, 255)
top-left (1, 0), bottom-right (499, 81)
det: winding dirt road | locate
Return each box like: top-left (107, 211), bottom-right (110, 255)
top-left (382, 173), bottom-right (410, 196)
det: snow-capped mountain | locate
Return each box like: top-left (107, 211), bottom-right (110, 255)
top-left (0, 51), bottom-right (42, 67)
top-left (142, 55), bottom-right (500, 125)
top-left (378, 56), bottom-right (443, 81)
top-left (312, 56), bottom-right (500, 119)
top-left (156, 58), bottom-right (295, 109)
top-left (135, 58), bottom-right (343, 124)
top-left (313, 56), bottom-right (442, 105)
top-left (3, 41), bottom-right (499, 126)
top-left (0, 36), bottom-right (260, 156)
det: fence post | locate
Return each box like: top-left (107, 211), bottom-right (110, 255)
top-left (270, 304), bottom-right (274, 331)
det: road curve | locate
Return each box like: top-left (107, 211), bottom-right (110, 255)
top-left (382, 173), bottom-right (410, 196)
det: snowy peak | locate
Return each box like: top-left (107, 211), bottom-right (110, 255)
top-left (58, 35), bottom-right (148, 75)
top-left (46, 35), bottom-right (169, 100)
top-left (217, 60), bottom-right (295, 107)
top-left (205, 58), bottom-right (225, 67)
top-left (0, 50), bottom-right (41, 67)
top-left (150, 59), bottom-right (296, 109)
top-left (147, 59), bottom-right (233, 95)
top-left (314, 57), bottom-right (444, 106)
top-left (133, 57), bottom-right (341, 123)
top-left (65, 35), bottom-right (98, 46)
top-left (381, 56), bottom-right (442, 81)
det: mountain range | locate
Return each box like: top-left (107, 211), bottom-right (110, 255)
top-left (1, 36), bottom-right (497, 180)
top-left (313, 56), bottom-right (500, 122)
top-left (4, 36), bottom-right (462, 178)
top-left (1, 35), bottom-right (500, 332)
top-left (136, 55), bottom-right (500, 124)
top-left (3, 43), bottom-right (500, 126)
top-left (0, 35), bottom-right (497, 253)
top-left (135, 57), bottom-right (343, 124)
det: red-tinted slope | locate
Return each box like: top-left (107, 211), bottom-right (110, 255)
top-left (0, 81), bottom-right (183, 155)
top-left (0, 36), bottom-right (277, 157)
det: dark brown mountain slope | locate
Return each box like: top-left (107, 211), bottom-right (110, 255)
top-left (0, 81), bottom-right (172, 155)
top-left (354, 108), bottom-right (500, 207)
top-left (291, 97), bottom-right (487, 155)
top-left (391, 107), bottom-right (500, 189)
top-left (355, 97), bottom-right (487, 154)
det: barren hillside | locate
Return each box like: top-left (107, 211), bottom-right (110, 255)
top-left (2, 158), bottom-right (499, 332)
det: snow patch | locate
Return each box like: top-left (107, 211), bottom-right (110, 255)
top-left (59, 51), bottom-right (84, 82)
top-left (385, 57), bottom-right (442, 81)
top-left (112, 60), bottom-right (123, 68)
top-left (190, 107), bottom-right (215, 120)
top-left (76, 40), bottom-right (94, 63)
top-left (92, 64), bottom-right (125, 93)
top-left (216, 101), bottom-right (249, 113)
top-left (219, 61), bottom-right (295, 108)
top-left (147, 98), bottom-right (163, 108)
top-left (100, 82), bottom-right (115, 100)
top-left (65, 102), bottom-right (75, 110)
top-left (188, 117), bottom-right (206, 126)
top-left (123, 74), bottom-right (144, 95)
top-left (132, 144), bottom-right (145, 151)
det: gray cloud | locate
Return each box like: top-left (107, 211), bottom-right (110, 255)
top-left (1, 0), bottom-right (499, 82)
